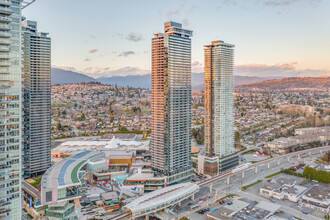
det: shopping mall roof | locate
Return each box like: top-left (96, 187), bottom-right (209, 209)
top-left (124, 182), bottom-right (199, 215)
top-left (41, 151), bottom-right (104, 189)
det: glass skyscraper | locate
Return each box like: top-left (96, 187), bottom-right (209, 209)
top-left (22, 19), bottom-right (51, 177)
top-left (151, 21), bottom-right (194, 185)
top-left (199, 40), bottom-right (238, 175)
top-left (204, 40), bottom-right (235, 157)
top-left (0, 0), bottom-right (23, 218)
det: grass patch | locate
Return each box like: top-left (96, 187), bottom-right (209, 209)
top-left (31, 177), bottom-right (42, 188)
top-left (225, 194), bottom-right (236, 198)
top-left (265, 171), bottom-right (281, 178)
top-left (300, 179), bottom-right (310, 185)
top-left (242, 180), bottom-right (262, 191)
top-left (281, 169), bottom-right (303, 177)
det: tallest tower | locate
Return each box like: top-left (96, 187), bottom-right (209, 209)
top-left (151, 21), bottom-right (194, 185)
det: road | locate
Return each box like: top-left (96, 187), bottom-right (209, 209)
top-left (173, 147), bottom-right (327, 219)
top-left (115, 146), bottom-right (329, 219)
top-left (199, 145), bottom-right (330, 188)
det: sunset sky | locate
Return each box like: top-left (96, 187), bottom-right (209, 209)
top-left (23, 0), bottom-right (330, 78)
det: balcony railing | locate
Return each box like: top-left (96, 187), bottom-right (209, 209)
top-left (0, 39), bottom-right (10, 45)
top-left (0, 6), bottom-right (11, 14)
top-left (0, 16), bottom-right (10, 23)
top-left (0, 54), bottom-right (9, 59)
top-left (0, 24), bottom-right (9, 30)
top-left (0, 32), bottom-right (10, 38)
top-left (0, 0), bottom-right (10, 6)
top-left (0, 61), bottom-right (9, 66)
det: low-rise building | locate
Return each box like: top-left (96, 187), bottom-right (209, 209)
top-left (260, 178), bottom-right (307, 202)
top-left (123, 169), bottom-right (165, 192)
top-left (301, 185), bottom-right (330, 213)
top-left (46, 201), bottom-right (77, 220)
top-left (100, 191), bottom-right (120, 213)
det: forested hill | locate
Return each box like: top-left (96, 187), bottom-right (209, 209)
top-left (236, 77), bottom-right (330, 91)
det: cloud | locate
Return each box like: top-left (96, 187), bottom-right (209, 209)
top-left (167, 1), bottom-right (185, 16)
top-left (113, 33), bottom-right (124, 39)
top-left (113, 32), bottom-right (144, 42)
top-left (90, 35), bottom-right (96, 40)
top-left (190, 61), bottom-right (330, 77)
top-left (217, 0), bottom-right (321, 8)
top-left (192, 61), bottom-right (204, 73)
top-left (222, 0), bottom-right (237, 6)
top-left (89, 49), bottom-right (98, 53)
top-left (117, 51), bottom-right (135, 57)
top-left (189, 5), bottom-right (198, 14)
top-left (235, 62), bottom-right (330, 77)
top-left (264, 0), bottom-right (321, 6)
top-left (107, 66), bottom-right (149, 76)
top-left (182, 18), bottom-right (189, 27)
top-left (126, 33), bottom-right (144, 42)
top-left (51, 65), bottom-right (77, 72)
top-left (82, 66), bottom-right (149, 78)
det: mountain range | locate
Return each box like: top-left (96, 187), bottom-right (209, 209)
top-left (51, 68), bottom-right (283, 89)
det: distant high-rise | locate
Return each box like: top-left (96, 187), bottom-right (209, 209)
top-left (0, 0), bottom-right (23, 218)
top-left (151, 21), bottom-right (194, 185)
top-left (199, 40), bottom-right (238, 175)
top-left (22, 19), bottom-right (51, 177)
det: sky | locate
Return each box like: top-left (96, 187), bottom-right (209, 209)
top-left (23, 0), bottom-right (330, 78)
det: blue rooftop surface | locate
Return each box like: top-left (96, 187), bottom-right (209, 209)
top-left (58, 159), bottom-right (75, 186)
top-left (71, 151), bottom-right (90, 159)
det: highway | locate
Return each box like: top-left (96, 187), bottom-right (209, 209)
top-left (199, 145), bottom-right (330, 187)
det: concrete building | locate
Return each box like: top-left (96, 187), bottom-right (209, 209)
top-left (0, 0), bottom-right (24, 218)
top-left (46, 201), bottom-right (77, 220)
top-left (100, 191), bottom-right (120, 213)
top-left (259, 178), bottom-right (308, 202)
top-left (199, 40), bottom-right (238, 175)
top-left (22, 18), bottom-right (51, 177)
top-left (123, 182), bottom-right (199, 218)
top-left (41, 151), bottom-right (104, 205)
top-left (124, 169), bottom-right (165, 192)
top-left (301, 185), bottom-right (330, 213)
top-left (151, 21), bottom-right (194, 184)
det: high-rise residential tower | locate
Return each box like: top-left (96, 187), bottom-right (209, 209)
top-left (198, 40), bottom-right (238, 176)
top-left (22, 19), bottom-right (51, 177)
top-left (151, 21), bottom-right (194, 185)
top-left (0, 0), bottom-right (23, 218)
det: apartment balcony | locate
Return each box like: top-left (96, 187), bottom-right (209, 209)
top-left (0, 32), bottom-right (10, 38)
top-left (0, 16), bottom-right (10, 23)
top-left (0, 84), bottom-right (10, 89)
top-left (0, 67), bottom-right (9, 74)
top-left (0, 0), bottom-right (10, 6)
top-left (0, 54), bottom-right (9, 59)
top-left (0, 46), bottom-right (9, 52)
top-left (0, 24), bottom-right (9, 31)
top-left (0, 39), bottom-right (10, 45)
top-left (0, 6), bottom-right (11, 15)
top-left (0, 61), bottom-right (9, 67)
